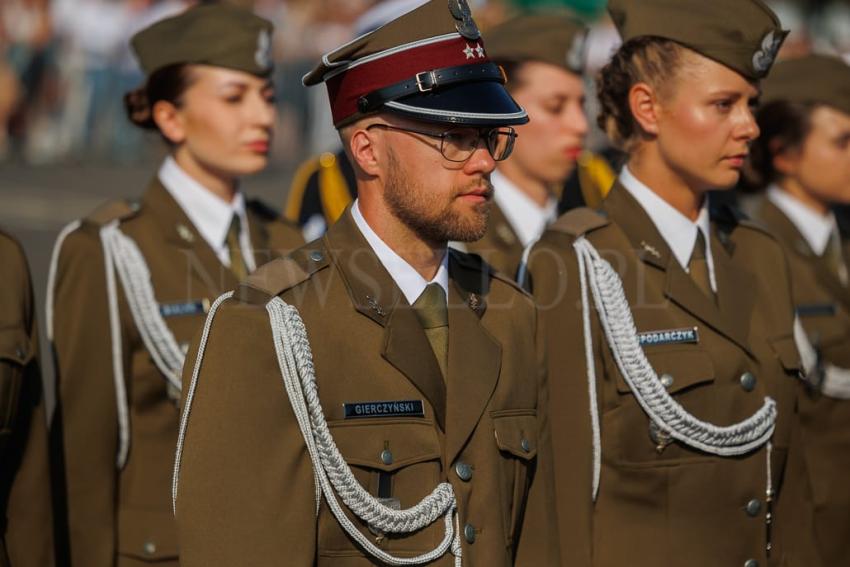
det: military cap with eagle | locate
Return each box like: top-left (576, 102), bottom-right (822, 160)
top-left (302, 0), bottom-right (529, 128)
top-left (608, 0), bottom-right (788, 81)
top-left (485, 10), bottom-right (589, 74)
top-left (131, 2), bottom-right (274, 78)
top-left (762, 54), bottom-right (850, 117)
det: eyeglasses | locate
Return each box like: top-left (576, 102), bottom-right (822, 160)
top-left (366, 123), bottom-right (517, 162)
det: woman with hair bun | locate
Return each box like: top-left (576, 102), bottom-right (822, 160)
top-left (747, 54), bottom-right (850, 567)
top-left (523, 0), bottom-right (812, 565)
top-left (47, 4), bottom-right (302, 566)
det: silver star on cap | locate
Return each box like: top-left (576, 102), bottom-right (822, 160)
top-left (463, 44), bottom-right (475, 59)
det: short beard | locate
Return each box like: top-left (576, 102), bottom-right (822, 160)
top-left (383, 149), bottom-right (492, 244)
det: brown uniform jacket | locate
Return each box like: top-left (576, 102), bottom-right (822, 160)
top-left (0, 231), bottom-right (53, 567)
top-left (465, 202), bottom-right (525, 280)
top-left (50, 180), bottom-right (302, 567)
top-left (754, 197), bottom-right (850, 566)
top-left (174, 209), bottom-right (559, 566)
top-left (525, 185), bottom-right (804, 567)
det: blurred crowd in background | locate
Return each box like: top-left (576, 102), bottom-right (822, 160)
top-left (1, 0), bottom-right (849, 169)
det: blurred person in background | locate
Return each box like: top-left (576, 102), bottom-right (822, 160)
top-left (47, 4), bottom-right (302, 566)
top-left (746, 54), bottom-right (850, 567)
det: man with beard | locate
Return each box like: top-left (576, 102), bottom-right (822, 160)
top-left (172, 1), bottom-right (558, 566)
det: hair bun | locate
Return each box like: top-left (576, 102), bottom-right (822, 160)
top-left (124, 87), bottom-right (157, 130)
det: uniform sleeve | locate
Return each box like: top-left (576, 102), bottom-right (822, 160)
top-left (526, 235), bottom-right (595, 566)
top-left (51, 227), bottom-right (123, 566)
top-left (175, 298), bottom-right (317, 566)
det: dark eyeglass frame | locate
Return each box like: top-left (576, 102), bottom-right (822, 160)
top-left (366, 123), bottom-right (518, 162)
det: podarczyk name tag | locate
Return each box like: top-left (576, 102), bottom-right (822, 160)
top-left (344, 400), bottom-right (425, 419)
top-left (159, 299), bottom-right (209, 318)
top-left (638, 327), bottom-right (699, 347)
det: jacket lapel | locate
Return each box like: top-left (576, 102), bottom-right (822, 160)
top-left (444, 251), bottom-right (501, 465)
top-left (324, 210), bottom-right (447, 428)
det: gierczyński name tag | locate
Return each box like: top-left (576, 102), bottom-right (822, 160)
top-left (159, 299), bottom-right (209, 318)
top-left (638, 327), bottom-right (699, 347)
top-left (344, 400), bottom-right (425, 419)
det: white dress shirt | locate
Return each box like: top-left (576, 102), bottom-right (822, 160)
top-left (767, 185), bottom-right (839, 256)
top-left (491, 169), bottom-right (558, 248)
top-left (620, 166), bottom-right (717, 292)
top-left (351, 199), bottom-right (449, 305)
top-left (158, 156), bottom-right (256, 272)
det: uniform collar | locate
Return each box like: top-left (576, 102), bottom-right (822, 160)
top-left (491, 169), bottom-right (557, 248)
top-left (619, 166), bottom-right (716, 292)
top-left (767, 185), bottom-right (838, 256)
top-left (351, 199), bottom-right (449, 305)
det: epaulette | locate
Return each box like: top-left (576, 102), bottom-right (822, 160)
top-left (548, 207), bottom-right (610, 237)
top-left (239, 241), bottom-right (330, 304)
top-left (246, 198), bottom-right (283, 222)
top-left (83, 199), bottom-right (140, 227)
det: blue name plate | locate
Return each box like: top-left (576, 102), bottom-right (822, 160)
top-left (159, 299), bottom-right (209, 318)
top-left (344, 400), bottom-right (425, 419)
top-left (638, 327), bottom-right (699, 347)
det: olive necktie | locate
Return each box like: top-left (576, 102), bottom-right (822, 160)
top-left (688, 230), bottom-right (714, 300)
top-left (412, 283), bottom-right (449, 382)
top-left (226, 214), bottom-right (248, 281)
top-left (825, 228), bottom-right (849, 287)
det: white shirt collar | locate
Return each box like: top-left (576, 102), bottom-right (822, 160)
top-left (491, 169), bottom-right (558, 248)
top-left (767, 185), bottom-right (838, 256)
top-left (351, 199), bottom-right (450, 305)
top-left (619, 166), bottom-right (717, 292)
top-left (158, 156), bottom-right (255, 271)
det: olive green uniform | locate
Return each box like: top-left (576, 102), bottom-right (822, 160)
top-left (525, 186), bottom-right (804, 567)
top-left (174, 209), bottom-right (559, 566)
top-left (0, 231), bottom-right (53, 567)
top-left (464, 203), bottom-right (524, 279)
top-left (50, 181), bottom-right (302, 566)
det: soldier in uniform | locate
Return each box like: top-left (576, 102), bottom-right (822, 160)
top-left (746, 54), bottom-right (850, 566)
top-left (0, 231), bottom-right (52, 567)
top-left (47, 4), bottom-right (302, 566)
top-left (173, 1), bottom-right (558, 566)
top-left (523, 0), bottom-right (809, 566)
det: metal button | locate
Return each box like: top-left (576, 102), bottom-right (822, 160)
top-left (463, 523), bottom-right (476, 544)
top-left (15, 347), bottom-right (26, 359)
top-left (380, 449), bottom-right (393, 465)
top-left (740, 372), bottom-right (757, 392)
top-left (660, 373), bottom-right (674, 388)
top-left (520, 438), bottom-right (531, 452)
top-left (745, 498), bottom-right (762, 517)
top-left (455, 462), bottom-right (472, 482)
top-left (744, 560), bottom-right (759, 567)
top-left (310, 250), bottom-right (324, 262)
top-left (143, 542), bottom-right (157, 556)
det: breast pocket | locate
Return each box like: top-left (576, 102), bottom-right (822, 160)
top-left (0, 330), bottom-right (31, 455)
top-left (318, 419), bottom-right (443, 556)
top-left (491, 410), bottom-right (538, 546)
top-left (615, 348), bottom-right (716, 396)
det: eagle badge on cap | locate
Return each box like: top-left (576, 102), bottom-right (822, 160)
top-left (752, 30), bottom-right (782, 75)
top-left (566, 31), bottom-right (588, 72)
top-left (255, 29), bottom-right (272, 70)
top-left (449, 0), bottom-right (480, 40)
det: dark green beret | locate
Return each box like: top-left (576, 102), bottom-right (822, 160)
top-left (608, 0), bottom-right (788, 80)
top-left (485, 11), bottom-right (588, 74)
top-left (131, 3), bottom-right (274, 78)
top-left (762, 54), bottom-right (850, 117)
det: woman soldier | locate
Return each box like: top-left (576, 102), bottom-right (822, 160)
top-left (746, 54), bottom-right (850, 566)
top-left (47, 4), bottom-right (302, 566)
top-left (523, 0), bottom-right (809, 566)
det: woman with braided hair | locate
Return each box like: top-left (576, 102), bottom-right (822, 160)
top-left (523, 0), bottom-right (814, 565)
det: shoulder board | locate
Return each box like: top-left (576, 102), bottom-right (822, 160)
top-left (239, 241), bottom-right (330, 303)
top-left (246, 198), bottom-right (283, 222)
top-left (548, 207), bottom-right (610, 237)
top-left (83, 199), bottom-right (140, 227)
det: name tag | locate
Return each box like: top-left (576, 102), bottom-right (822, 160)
top-left (796, 303), bottom-right (837, 317)
top-left (344, 400), bottom-right (425, 419)
top-left (638, 327), bottom-right (699, 347)
top-left (159, 299), bottom-right (210, 318)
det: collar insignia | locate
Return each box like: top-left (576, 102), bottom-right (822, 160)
top-left (640, 240), bottom-right (661, 259)
top-left (176, 224), bottom-right (195, 243)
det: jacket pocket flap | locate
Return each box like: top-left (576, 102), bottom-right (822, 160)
top-left (616, 348), bottom-right (715, 395)
top-left (492, 412), bottom-right (538, 460)
top-left (769, 335), bottom-right (801, 372)
top-left (0, 329), bottom-right (31, 365)
top-left (328, 420), bottom-right (441, 472)
top-left (117, 508), bottom-right (179, 560)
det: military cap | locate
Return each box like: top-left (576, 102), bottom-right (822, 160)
top-left (608, 0), bottom-right (788, 80)
top-left (131, 3), bottom-right (274, 78)
top-left (762, 54), bottom-right (850, 117)
top-left (302, 0), bottom-right (528, 128)
top-left (485, 11), bottom-right (588, 74)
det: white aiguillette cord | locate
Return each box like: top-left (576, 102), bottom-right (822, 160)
top-left (174, 292), bottom-right (462, 566)
top-left (572, 237), bottom-right (777, 503)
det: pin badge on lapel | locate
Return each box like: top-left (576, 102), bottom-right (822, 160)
top-left (496, 224), bottom-right (517, 246)
top-left (640, 240), bottom-right (661, 259)
top-left (176, 224), bottom-right (195, 243)
top-left (468, 293), bottom-right (483, 314)
top-left (365, 295), bottom-right (386, 317)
